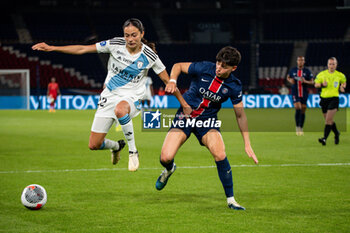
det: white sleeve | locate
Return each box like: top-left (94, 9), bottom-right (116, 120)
top-left (152, 57), bottom-right (166, 75)
top-left (148, 77), bottom-right (153, 85)
top-left (95, 40), bottom-right (111, 53)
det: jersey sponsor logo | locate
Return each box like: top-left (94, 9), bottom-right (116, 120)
top-left (107, 54), bottom-right (149, 90)
top-left (100, 41), bottom-right (107, 46)
top-left (199, 87), bottom-right (222, 102)
top-left (123, 57), bottom-right (133, 64)
top-left (191, 77), bottom-right (223, 118)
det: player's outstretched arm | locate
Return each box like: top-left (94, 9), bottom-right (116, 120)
top-left (233, 102), bottom-right (259, 164)
top-left (158, 70), bottom-right (192, 116)
top-left (32, 42), bottom-right (97, 55)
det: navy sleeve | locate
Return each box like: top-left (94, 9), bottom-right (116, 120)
top-left (306, 69), bottom-right (314, 80)
top-left (188, 61), bottom-right (212, 76)
top-left (230, 87), bottom-right (243, 105)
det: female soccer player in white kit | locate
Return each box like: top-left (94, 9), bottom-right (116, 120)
top-left (32, 18), bottom-right (191, 171)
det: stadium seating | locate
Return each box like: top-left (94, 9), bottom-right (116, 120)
top-left (263, 12), bottom-right (349, 40)
top-left (0, 6), bottom-right (348, 94)
top-left (163, 13), bottom-right (251, 42)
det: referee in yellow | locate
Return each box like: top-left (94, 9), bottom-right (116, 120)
top-left (314, 57), bottom-right (346, 145)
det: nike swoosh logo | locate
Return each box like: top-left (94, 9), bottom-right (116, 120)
top-left (227, 169), bottom-right (232, 174)
top-left (201, 78), bottom-right (209, 82)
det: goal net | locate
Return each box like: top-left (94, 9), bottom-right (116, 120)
top-left (0, 69), bottom-right (30, 110)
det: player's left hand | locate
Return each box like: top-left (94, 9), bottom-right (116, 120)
top-left (245, 144), bottom-right (258, 164)
top-left (165, 82), bottom-right (176, 94)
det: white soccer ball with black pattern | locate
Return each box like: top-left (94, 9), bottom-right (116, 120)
top-left (21, 184), bottom-right (47, 210)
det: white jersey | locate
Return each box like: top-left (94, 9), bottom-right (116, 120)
top-left (96, 37), bottom-right (165, 100)
top-left (143, 76), bottom-right (153, 100)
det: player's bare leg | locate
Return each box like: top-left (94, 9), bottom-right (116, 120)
top-left (155, 129), bottom-right (187, 190)
top-left (114, 101), bottom-right (138, 171)
top-left (202, 129), bottom-right (245, 210)
top-left (89, 131), bottom-right (125, 164)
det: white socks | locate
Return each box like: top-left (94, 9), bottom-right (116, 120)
top-left (102, 139), bottom-right (120, 151)
top-left (118, 114), bottom-right (137, 152)
top-left (227, 196), bottom-right (236, 204)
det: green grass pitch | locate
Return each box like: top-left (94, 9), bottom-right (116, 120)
top-left (0, 109), bottom-right (349, 232)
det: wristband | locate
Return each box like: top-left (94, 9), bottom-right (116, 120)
top-left (169, 79), bottom-right (177, 84)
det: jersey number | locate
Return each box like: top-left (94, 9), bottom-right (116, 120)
top-left (98, 97), bottom-right (107, 107)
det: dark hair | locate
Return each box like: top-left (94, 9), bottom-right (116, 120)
top-left (122, 18), bottom-right (156, 53)
top-left (216, 46), bottom-right (241, 67)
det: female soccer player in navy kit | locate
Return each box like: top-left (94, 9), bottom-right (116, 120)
top-left (155, 46), bottom-right (258, 210)
top-left (32, 18), bottom-right (190, 171)
top-left (286, 56), bottom-right (314, 136)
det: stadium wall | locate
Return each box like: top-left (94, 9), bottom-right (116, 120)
top-left (2, 94), bottom-right (350, 110)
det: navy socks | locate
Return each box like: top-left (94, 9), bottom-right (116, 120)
top-left (215, 157), bottom-right (234, 198)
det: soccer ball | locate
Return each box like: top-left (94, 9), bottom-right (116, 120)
top-left (21, 184), bottom-right (47, 210)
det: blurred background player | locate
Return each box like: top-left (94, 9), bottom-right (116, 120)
top-left (286, 56), bottom-right (314, 136)
top-left (155, 46), bottom-right (258, 210)
top-left (141, 76), bottom-right (154, 109)
top-left (314, 57), bottom-right (346, 145)
top-left (158, 86), bottom-right (165, 96)
top-left (47, 77), bottom-right (60, 112)
top-left (32, 18), bottom-right (190, 171)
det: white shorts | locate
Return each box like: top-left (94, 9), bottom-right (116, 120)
top-left (91, 88), bottom-right (142, 133)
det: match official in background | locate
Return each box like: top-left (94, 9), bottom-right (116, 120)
top-left (314, 57), bottom-right (346, 145)
top-left (286, 56), bottom-right (314, 136)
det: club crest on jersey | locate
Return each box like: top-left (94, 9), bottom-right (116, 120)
top-left (222, 88), bottom-right (228, 94)
top-left (137, 61), bottom-right (143, 69)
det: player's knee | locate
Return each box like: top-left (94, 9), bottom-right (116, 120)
top-left (160, 150), bottom-right (173, 163)
top-left (213, 152), bottom-right (226, 161)
top-left (114, 102), bottom-right (129, 118)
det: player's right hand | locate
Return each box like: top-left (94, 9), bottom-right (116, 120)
top-left (245, 144), bottom-right (259, 164)
top-left (32, 42), bottom-right (53, 52)
top-left (165, 82), bottom-right (177, 94)
top-left (183, 106), bottom-right (193, 118)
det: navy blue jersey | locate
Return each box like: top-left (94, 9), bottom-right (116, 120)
top-left (183, 61), bottom-right (242, 118)
top-left (288, 67), bottom-right (313, 98)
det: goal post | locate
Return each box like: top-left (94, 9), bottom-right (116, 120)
top-left (0, 69), bottom-right (30, 110)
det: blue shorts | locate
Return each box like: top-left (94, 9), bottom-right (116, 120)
top-left (170, 108), bottom-right (220, 146)
top-left (292, 94), bottom-right (308, 105)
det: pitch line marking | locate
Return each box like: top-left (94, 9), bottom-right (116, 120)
top-left (0, 163), bottom-right (349, 174)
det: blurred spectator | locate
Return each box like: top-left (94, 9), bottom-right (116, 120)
top-left (279, 83), bottom-right (289, 95)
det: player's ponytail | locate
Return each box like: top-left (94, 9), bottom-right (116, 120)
top-left (123, 18), bottom-right (157, 53)
top-left (141, 38), bottom-right (156, 53)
